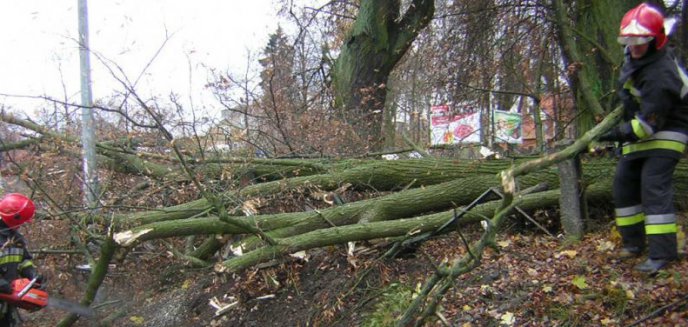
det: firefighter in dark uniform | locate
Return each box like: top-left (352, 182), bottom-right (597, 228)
top-left (598, 3), bottom-right (688, 274)
top-left (0, 193), bottom-right (42, 326)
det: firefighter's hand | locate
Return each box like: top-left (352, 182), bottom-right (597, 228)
top-left (27, 272), bottom-right (46, 289)
top-left (24, 268), bottom-right (46, 289)
top-left (588, 142), bottom-right (616, 157)
top-left (35, 274), bottom-right (47, 290)
top-left (597, 129), bottom-right (621, 142)
top-left (24, 268), bottom-right (40, 281)
top-left (0, 278), bottom-right (12, 294)
top-left (588, 142), bottom-right (605, 154)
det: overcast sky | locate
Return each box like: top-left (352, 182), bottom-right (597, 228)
top-left (0, 0), bottom-right (284, 118)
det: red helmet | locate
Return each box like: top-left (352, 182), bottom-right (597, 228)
top-left (0, 193), bottom-right (35, 229)
top-left (618, 3), bottom-right (667, 49)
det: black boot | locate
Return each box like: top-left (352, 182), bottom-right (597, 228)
top-left (634, 258), bottom-right (670, 274)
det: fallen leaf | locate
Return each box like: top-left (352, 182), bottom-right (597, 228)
top-left (625, 289), bottom-right (635, 299)
top-left (556, 250), bottom-right (577, 259)
top-left (290, 250), bottom-right (309, 261)
top-left (500, 311), bottom-right (515, 326)
top-left (498, 240), bottom-right (511, 248)
top-left (542, 285), bottom-right (553, 293)
top-left (596, 240), bottom-right (615, 252)
top-left (572, 275), bottom-right (588, 290)
top-left (241, 198), bottom-right (263, 216)
top-left (601, 317), bottom-right (615, 325)
top-left (129, 316), bottom-right (145, 325)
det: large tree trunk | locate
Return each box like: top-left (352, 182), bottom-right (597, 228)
top-left (218, 181), bottom-right (612, 272)
top-left (551, 0), bottom-right (627, 133)
top-left (115, 157), bottom-right (622, 226)
top-left (114, 170), bottom-right (572, 245)
top-left (115, 153), bottom-right (688, 244)
top-left (111, 158), bottom-right (523, 224)
top-left (332, 0), bottom-right (434, 151)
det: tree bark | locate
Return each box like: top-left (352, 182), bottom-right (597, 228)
top-left (551, 0), bottom-right (618, 135)
top-left (115, 156), bottom-right (626, 244)
top-left (57, 237), bottom-right (117, 326)
top-left (114, 154), bottom-right (657, 251)
top-left (113, 148), bottom-right (688, 230)
top-left (218, 182), bottom-right (612, 272)
top-left (400, 108), bottom-right (623, 325)
top-left (558, 148), bottom-right (586, 239)
top-left (114, 159), bottom-right (528, 225)
top-left (332, 0), bottom-right (434, 150)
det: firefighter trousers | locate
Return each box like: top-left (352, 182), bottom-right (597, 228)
top-left (612, 156), bottom-right (679, 260)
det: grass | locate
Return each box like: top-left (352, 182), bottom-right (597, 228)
top-left (601, 284), bottom-right (630, 317)
top-left (361, 282), bottom-right (416, 327)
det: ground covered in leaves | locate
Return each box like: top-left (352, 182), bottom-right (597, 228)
top-left (16, 211), bottom-right (688, 326)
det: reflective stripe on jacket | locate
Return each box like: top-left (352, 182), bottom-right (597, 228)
top-left (0, 229), bottom-right (34, 281)
top-left (617, 48), bottom-right (688, 159)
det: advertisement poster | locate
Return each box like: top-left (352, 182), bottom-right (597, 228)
top-left (430, 105), bottom-right (481, 145)
top-left (494, 110), bottom-right (522, 144)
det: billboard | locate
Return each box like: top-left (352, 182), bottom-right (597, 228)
top-left (430, 105), bottom-right (523, 145)
top-left (494, 110), bottom-right (523, 144)
top-left (430, 105), bottom-right (481, 145)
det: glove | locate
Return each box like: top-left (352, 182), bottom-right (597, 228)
top-left (23, 267), bottom-right (37, 280)
top-left (35, 274), bottom-right (46, 289)
top-left (0, 278), bottom-right (12, 294)
top-left (597, 129), bottom-right (622, 142)
top-left (23, 268), bottom-right (45, 287)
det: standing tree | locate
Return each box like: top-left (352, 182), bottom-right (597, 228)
top-left (258, 26), bottom-right (300, 154)
top-left (332, 0), bottom-right (435, 152)
top-left (552, 0), bottom-right (628, 136)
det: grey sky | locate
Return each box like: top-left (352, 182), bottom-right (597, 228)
top-left (0, 1), bottom-right (282, 117)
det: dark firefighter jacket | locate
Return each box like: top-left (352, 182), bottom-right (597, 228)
top-left (0, 226), bottom-right (35, 282)
top-left (0, 223), bottom-right (37, 321)
top-left (614, 47), bottom-right (688, 160)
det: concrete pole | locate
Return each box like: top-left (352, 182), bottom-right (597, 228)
top-left (78, 0), bottom-right (99, 208)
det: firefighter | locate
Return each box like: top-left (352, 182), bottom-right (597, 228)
top-left (597, 3), bottom-right (688, 274)
top-left (0, 193), bottom-right (43, 326)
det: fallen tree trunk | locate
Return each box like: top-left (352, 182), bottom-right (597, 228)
top-left (218, 181), bottom-right (611, 272)
top-left (116, 157), bottom-right (622, 226)
top-left (114, 165), bottom-right (598, 247)
top-left (114, 153), bottom-right (688, 247)
top-left (106, 155), bottom-right (688, 227)
top-left (112, 159), bottom-right (524, 225)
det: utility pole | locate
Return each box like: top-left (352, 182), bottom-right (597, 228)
top-left (78, 0), bottom-right (99, 208)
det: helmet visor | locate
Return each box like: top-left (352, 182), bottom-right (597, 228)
top-left (617, 36), bottom-right (654, 45)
